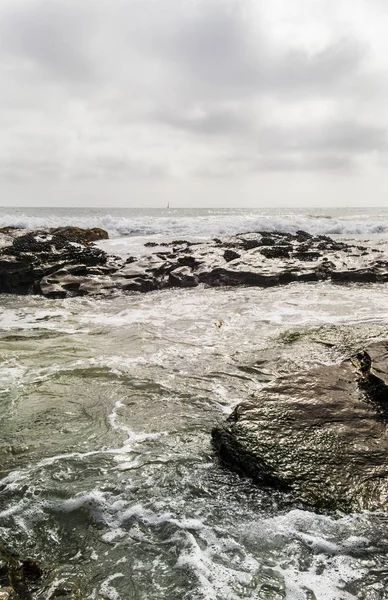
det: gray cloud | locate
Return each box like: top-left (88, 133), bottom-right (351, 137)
top-left (0, 1), bottom-right (97, 83)
top-left (0, 0), bottom-right (387, 205)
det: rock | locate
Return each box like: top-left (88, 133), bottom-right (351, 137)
top-left (0, 228), bottom-right (110, 296)
top-left (260, 246), bottom-right (292, 259)
top-left (51, 226), bottom-right (109, 244)
top-left (223, 249), bottom-right (240, 262)
top-left (0, 227), bottom-right (387, 297)
top-left (168, 266), bottom-right (199, 288)
top-left (0, 545), bottom-right (43, 600)
top-left (212, 341), bottom-right (388, 512)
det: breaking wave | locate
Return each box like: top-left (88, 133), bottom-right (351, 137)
top-left (0, 211), bottom-right (388, 239)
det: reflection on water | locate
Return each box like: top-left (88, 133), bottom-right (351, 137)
top-left (1, 283), bottom-right (388, 599)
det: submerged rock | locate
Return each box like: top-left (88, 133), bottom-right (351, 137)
top-left (212, 341), bottom-right (388, 512)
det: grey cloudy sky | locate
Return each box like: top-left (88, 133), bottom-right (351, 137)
top-left (0, 0), bottom-right (387, 207)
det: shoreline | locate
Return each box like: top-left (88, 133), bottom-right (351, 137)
top-left (1, 225), bottom-right (387, 299)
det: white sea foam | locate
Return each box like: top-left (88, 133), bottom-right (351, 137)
top-left (1, 211), bottom-right (388, 239)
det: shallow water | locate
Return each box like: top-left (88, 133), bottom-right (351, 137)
top-left (1, 282), bottom-right (388, 599)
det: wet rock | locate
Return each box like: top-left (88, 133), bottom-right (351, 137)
top-left (0, 227), bottom-right (387, 297)
top-left (212, 341), bottom-right (388, 512)
top-left (223, 249), bottom-right (241, 262)
top-left (51, 226), bottom-right (109, 245)
top-left (295, 230), bottom-right (313, 242)
top-left (0, 227), bottom-right (110, 295)
top-left (260, 246), bottom-right (292, 259)
top-left (168, 266), bottom-right (199, 288)
top-left (0, 545), bottom-right (43, 600)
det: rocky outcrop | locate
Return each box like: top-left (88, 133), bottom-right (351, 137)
top-left (212, 341), bottom-right (388, 512)
top-left (0, 227), bottom-right (117, 297)
top-left (0, 228), bottom-right (387, 297)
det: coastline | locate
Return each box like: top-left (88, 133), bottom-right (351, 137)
top-left (1, 210), bottom-right (388, 599)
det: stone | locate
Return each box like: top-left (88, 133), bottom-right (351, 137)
top-left (168, 266), bottom-right (199, 288)
top-left (223, 249), bottom-right (241, 262)
top-left (212, 341), bottom-right (388, 512)
top-left (51, 226), bottom-right (109, 244)
top-left (0, 227), bottom-right (387, 297)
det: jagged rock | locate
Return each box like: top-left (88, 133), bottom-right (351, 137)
top-left (0, 227), bottom-right (110, 296)
top-left (212, 341), bottom-right (388, 512)
top-left (168, 266), bottom-right (199, 288)
top-left (223, 249), bottom-right (240, 262)
top-left (260, 246), bottom-right (292, 259)
top-left (51, 226), bottom-right (109, 244)
top-left (0, 227), bottom-right (387, 297)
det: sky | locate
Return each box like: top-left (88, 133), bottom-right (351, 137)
top-left (0, 0), bottom-right (387, 207)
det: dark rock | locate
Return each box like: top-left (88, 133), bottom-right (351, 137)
top-left (119, 277), bottom-right (157, 292)
top-left (0, 226), bottom-right (20, 234)
top-left (260, 246), bottom-right (292, 259)
top-left (331, 269), bottom-right (378, 283)
top-left (0, 227), bottom-right (110, 296)
top-left (177, 255), bottom-right (199, 268)
top-left (293, 251), bottom-right (321, 262)
top-left (0, 544), bottom-right (43, 600)
top-left (295, 230), bottom-right (313, 242)
top-left (241, 238), bottom-right (262, 250)
top-left (259, 237), bottom-right (275, 246)
top-left (51, 226), bottom-right (109, 244)
top-left (212, 341), bottom-right (388, 512)
top-left (199, 267), bottom-right (280, 287)
top-left (223, 249), bottom-right (241, 262)
top-left (0, 227), bottom-right (387, 297)
top-left (169, 266), bottom-right (199, 288)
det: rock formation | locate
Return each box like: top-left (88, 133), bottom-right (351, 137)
top-left (212, 341), bottom-right (388, 512)
top-left (0, 228), bottom-right (387, 298)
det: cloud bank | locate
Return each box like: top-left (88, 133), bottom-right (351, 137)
top-left (0, 0), bottom-right (387, 206)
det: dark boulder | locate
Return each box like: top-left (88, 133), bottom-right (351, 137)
top-left (212, 341), bottom-right (388, 512)
top-left (223, 249), bottom-right (241, 262)
top-left (0, 228), bottom-right (110, 295)
top-left (169, 266), bottom-right (199, 288)
top-left (51, 226), bottom-right (109, 244)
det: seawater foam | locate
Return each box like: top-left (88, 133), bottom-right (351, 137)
top-left (1, 211), bottom-right (388, 239)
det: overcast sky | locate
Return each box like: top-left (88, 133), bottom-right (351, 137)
top-left (0, 0), bottom-right (387, 207)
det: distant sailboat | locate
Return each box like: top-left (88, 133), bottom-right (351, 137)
top-left (167, 201), bottom-right (170, 209)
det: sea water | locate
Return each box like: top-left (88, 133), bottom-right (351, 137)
top-left (0, 207), bottom-right (388, 599)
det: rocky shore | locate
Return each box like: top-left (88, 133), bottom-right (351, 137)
top-left (0, 226), bottom-right (387, 298)
top-left (212, 341), bottom-right (388, 512)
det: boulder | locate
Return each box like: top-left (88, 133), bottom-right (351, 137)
top-left (51, 226), bottom-right (109, 244)
top-left (212, 341), bottom-right (388, 512)
top-left (168, 266), bottom-right (199, 288)
top-left (0, 228), bottom-right (111, 296)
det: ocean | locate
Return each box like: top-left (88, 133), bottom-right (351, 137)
top-left (1, 206), bottom-right (388, 599)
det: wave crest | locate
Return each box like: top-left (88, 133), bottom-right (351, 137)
top-left (0, 212), bottom-right (387, 238)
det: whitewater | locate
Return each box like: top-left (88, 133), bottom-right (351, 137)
top-left (1, 206), bottom-right (388, 240)
top-left (1, 206), bottom-right (388, 599)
